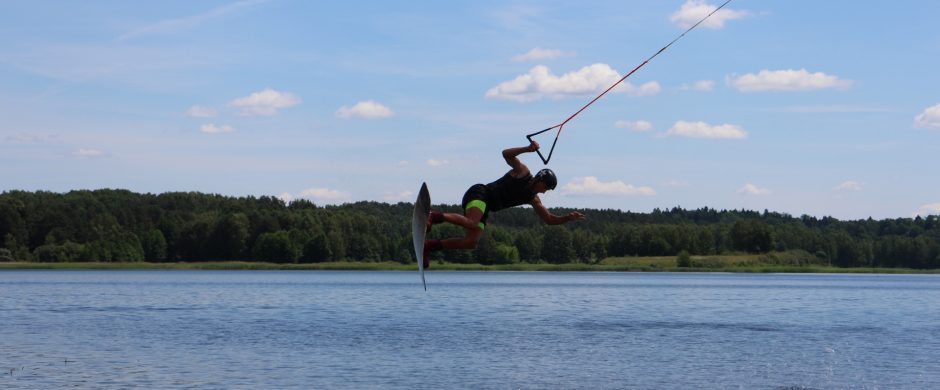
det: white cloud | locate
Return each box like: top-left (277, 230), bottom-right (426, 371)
top-left (382, 191), bottom-right (414, 202)
top-left (200, 123), bottom-right (236, 134)
top-left (615, 120), bottom-right (654, 132)
top-left (336, 100), bottom-right (394, 119)
top-left (562, 176), bottom-right (656, 196)
top-left (72, 148), bottom-right (106, 158)
top-left (680, 80), bottom-right (715, 91)
top-left (117, 0), bottom-right (268, 41)
top-left (427, 159), bottom-right (449, 167)
top-left (666, 121), bottom-right (747, 139)
top-left (485, 64), bottom-right (660, 102)
top-left (727, 69), bottom-right (853, 92)
top-left (777, 105), bottom-right (890, 113)
top-left (834, 181), bottom-right (863, 191)
top-left (230, 88), bottom-right (301, 116)
top-left (670, 0), bottom-right (750, 29)
top-left (915, 203), bottom-right (940, 217)
top-left (914, 103), bottom-right (940, 129)
top-left (512, 47), bottom-right (575, 62)
top-left (737, 183), bottom-right (771, 196)
top-left (299, 188), bottom-right (350, 201)
top-left (278, 192), bottom-right (294, 203)
top-left (4, 133), bottom-right (57, 143)
top-left (186, 105), bottom-right (217, 118)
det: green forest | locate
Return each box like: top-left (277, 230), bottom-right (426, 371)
top-left (1, 189), bottom-right (939, 269)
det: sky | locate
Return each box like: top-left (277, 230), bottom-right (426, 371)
top-left (1, 0), bottom-right (939, 220)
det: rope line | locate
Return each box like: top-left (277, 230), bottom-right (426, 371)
top-left (528, 0), bottom-right (735, 165)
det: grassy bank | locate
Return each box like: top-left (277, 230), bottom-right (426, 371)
top-left (0, 261), bottom-right (415, 271)
top-left (1, 256), bottom-right (938, 273)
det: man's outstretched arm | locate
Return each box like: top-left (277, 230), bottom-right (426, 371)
top-left (531, 196), bottom-right (587, 225)
top-left (502, 140), bottom-right (539, 176)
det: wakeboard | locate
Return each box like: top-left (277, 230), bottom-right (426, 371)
top-left (411, 182), bottom-right (431, 290)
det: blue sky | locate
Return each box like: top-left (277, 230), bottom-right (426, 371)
top-left (1, 1), bottom-right (938, 220)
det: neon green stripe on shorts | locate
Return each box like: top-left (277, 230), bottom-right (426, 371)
top-left (466, 199), bottom-right (487, 230)
top-left (466, 199), bottom-right (487, 214)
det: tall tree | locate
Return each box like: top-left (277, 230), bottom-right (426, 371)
top-left (541, 226), bottom-right (573, 264)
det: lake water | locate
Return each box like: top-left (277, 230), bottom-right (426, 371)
top-left (2, 271), bottom-right (939, 389)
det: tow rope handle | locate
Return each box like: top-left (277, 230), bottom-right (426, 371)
top-left (527, 125), bottom-right (563, 165)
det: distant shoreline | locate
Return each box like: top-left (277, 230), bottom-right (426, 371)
top-left (1, 260), bottom-right (937, 274)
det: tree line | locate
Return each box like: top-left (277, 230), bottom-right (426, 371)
top-left (1, 189), bottom-right (939, 269)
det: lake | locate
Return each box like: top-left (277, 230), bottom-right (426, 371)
top-left (2, 271), bottom-right (939, 389)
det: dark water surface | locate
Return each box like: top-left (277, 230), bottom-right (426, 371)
top-left (2, 271), bottom-right (939, 389)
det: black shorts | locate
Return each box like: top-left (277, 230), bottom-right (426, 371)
top-left (461, 184), bottom-right (489, 230)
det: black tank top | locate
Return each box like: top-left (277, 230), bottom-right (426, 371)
top-left (483, 171), bottom-right (537, 212)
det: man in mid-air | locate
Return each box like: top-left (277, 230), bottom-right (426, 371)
top-left (423, 140), bottom-right (586, 267)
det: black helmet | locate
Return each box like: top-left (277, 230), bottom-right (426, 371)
top-left (534, 168), bottom-right (557, 190)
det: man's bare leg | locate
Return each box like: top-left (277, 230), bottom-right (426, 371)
top-left (425, 208), bottom-right (485, 262)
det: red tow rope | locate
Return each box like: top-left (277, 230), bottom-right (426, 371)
top-left (527, 0), bottom-right (735, 165)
